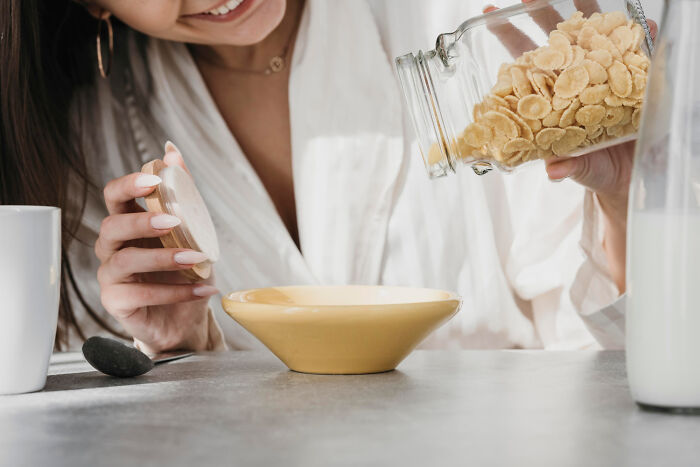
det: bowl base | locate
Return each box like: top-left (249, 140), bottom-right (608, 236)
top-left (288, 367), bottom-right (397, 375)
top-left (637, 402), bottom-right (700, 415)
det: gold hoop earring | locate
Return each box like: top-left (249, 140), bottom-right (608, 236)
top-left (96, 10), bottom-right (113, 79)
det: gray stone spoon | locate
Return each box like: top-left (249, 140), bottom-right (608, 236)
top-left (82, 336), bottom-right (193, 378)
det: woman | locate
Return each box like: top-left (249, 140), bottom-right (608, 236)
top-left (0, 0), bottom-right (646, 352)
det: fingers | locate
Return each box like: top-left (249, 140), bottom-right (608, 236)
top-left (522, 0), bottom-right (565, 35)
top-left (103, 172), bottom-right (162, 215)
top-left (103, 141), bottom-right (190, 215)
top-left (483, 5), bottom-right (538, 58)
top-left (573, 0), bottom-right (601, 18)
top-left (546, 158), bottom-right (578, 181)
top-left (547, 151), bottom-right (616, 189)
top-left (647, 20), bottom-right (658, 41)
top-left (95, 211), bottom-right (181, 262)
top-left (101, 283), bottom-right (219, 318)
top-left (98, 247), bottom-right (209, 284)
top-left (163, 140), bottom-right (191, 175)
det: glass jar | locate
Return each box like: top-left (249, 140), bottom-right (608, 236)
top-left (395, 0), bottom-right (654, 177)
top-left (626, 0), bottom-right (700, 412)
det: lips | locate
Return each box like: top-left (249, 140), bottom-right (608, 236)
top-left (183, 0), bottom-right (255, 23)
top-left (201, 0), bottom-right (243, 16)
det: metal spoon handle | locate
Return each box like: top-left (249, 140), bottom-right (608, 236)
top-left (152, 352), bottom-right (194, 365)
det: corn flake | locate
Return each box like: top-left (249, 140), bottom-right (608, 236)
top-left (575, 104), bottom-right (606, 126)
top-left (604, 94), bottom-right (624, 107)
top-left (632, 108), bottom-right (642, 129)
top-left (577, 26), bottom-right (598, 50)
top-left (529, 70), bottom-right (553, 100)
top-left (536, 128), bottom-right (566, 149)
top-left (503, 138), bottom-right (535, 155)
top-left (498, 106), bottom-right (534, 141)
top-left (580, 84), bottom-right (610, 105)
top-left (619, 106), bottom-right (634, 126)
top-left (558, 11), bottom-right (585, 35)
top-left (484, 94), bottom-right (509, 110)
top-left (543, 109), bottom-right (565, 127)
top-left (549, 31), bottom-right (572, 52)
top-left (552, 127), bottom-right (587, 155)
top-left (623, 51), bottom-right (650, 71)
top-left (526, 118), bottom-right (542, 132)
top-left (606, 125), bottom-right (626, 138)
top-left (630, 23), bottom-right (646, 51)
top-left (534, 47), bottom-right (565, 71)
top-left (587, 125), bottom-right (604, 139)
top-left (462, 123), bottom-right (493, 147)
top-left (610, 25), bottom-right (634, 54)
top-left (482, 110), bottom-right (519, 138)
top-left (554, 65), bottom-right (589, 99)
top-left (608, 60), bottom-right (633, 98)
top-left (511, 67), bottom-right (534, 98)
top-left (518, 94), bottom-right (553, 120)
top-left (559, 98), bottom-right (582, 128)
top-left (586, 49), bottom-right (613, 68)
top-left (591, 34), bottom-right (622, 60)
top-left (599, 11), bottom-right (628, 36)
top-left (584, 13), bottom-right (604, 33)
top-left (427, 143), bottom-right (445, 165)
top-left (602, 106), bottom-right (626, 127)
top-left (504, 95), bottom-right (520, 111)
top-left (562, 46), bottom-right (576, 69)
top-left (552, 95), bottom-right (573, 111)
top-left (571, 46), bottom-right (586, 67)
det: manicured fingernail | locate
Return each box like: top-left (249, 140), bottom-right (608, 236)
top-left (483, 4), bottom-right (498, 12)
top-left (548, 172), bottom-right (570, 182)
top-left (174, 251), bottom-right (209, 265)
top-left (164, 140), bottom-right (182, 155)
top-left (135, 174), bottom-right (162, 188)
top-left (193, 285), bottom-right (219, 297)
top-left (151, 214), bottom-right (181, 229)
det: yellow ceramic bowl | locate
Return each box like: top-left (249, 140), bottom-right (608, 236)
top-left (221, 286), bottom-right (461, 374)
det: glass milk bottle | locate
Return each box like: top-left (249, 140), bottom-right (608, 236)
top-left (626, 0), bottom-right (700, 412)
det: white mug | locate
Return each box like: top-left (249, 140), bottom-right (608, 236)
top-left (0, 206), bottom-right (61, 395)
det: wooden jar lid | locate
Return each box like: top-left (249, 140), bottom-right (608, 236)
top-left (141, 158), bottom-right (219, 281)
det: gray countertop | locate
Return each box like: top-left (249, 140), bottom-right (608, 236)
top-left (1, 350), bottom-right (698, 467)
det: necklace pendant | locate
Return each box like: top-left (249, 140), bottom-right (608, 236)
top-left (269, 56), bottom-right (285, 73)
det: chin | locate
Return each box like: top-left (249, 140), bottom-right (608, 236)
top-left (215, 0), bottom-right (287, 46)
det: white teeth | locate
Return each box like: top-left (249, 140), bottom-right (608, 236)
top-left (205, 0), bottom-right (241, 15)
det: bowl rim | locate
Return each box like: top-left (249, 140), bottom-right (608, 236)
top-left (222, 285), bottom-right (461, 310)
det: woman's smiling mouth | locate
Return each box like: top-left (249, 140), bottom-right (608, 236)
top-left (202, 0), bottom-right (244, 16)
top-left (184, 0), bottom-right (256, 22)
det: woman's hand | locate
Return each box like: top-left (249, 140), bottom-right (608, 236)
top-left (95, 150), bottom-right (219, 354)
top-left (484, 0), bottom-right (657, 292)
top-left (546, 139), bottom-right (634, 293)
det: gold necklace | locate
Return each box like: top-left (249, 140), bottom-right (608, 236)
top-left (198, 14), bottom-right (301, 76)
top-left (208, 41), bottom-right (292, 75)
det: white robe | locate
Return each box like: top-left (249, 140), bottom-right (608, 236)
top-left (68, 0), bottom-right (621, 351)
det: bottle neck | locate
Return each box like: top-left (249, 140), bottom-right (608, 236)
top-left (396, 49), bottom-right (459, 178)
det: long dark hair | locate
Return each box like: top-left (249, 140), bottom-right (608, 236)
top-left (0, 0), bottom-right (126, 348)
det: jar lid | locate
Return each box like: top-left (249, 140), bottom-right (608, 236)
top-left (141, 158), bottom-right (219, 281)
